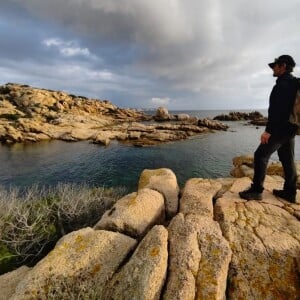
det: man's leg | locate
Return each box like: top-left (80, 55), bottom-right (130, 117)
top-left (276, 137), bottom-right (297, 199)
top-left (252, 138), bottom-right (282, 191)
top-left (240, 137), bottom-right (281, 200)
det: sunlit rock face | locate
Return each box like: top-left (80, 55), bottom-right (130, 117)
top-left (0, 84), bottom-right (228, 146)
top-left (2, 168), bottom-right (300, 299)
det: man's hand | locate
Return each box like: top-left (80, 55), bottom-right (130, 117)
top-left (261, 131), bottom-right (271, 144)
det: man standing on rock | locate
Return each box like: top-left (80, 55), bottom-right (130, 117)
top-left (239, 55), bottom-right (298, 202)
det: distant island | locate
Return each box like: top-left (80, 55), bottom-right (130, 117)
top-left (0, 83), bottom-right (228, 147)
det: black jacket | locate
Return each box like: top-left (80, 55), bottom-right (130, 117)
top-left (266, 72), bottom-right (298, 136)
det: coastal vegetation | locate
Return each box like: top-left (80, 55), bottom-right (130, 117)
top-left (0, 184), bottom-right (127, 274)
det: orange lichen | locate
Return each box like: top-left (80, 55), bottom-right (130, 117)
top-left (149, 247), bottom-right (160, 257)
top-left (128, 196), bottom-right (137, 206)
top-left (90, 264), bottom-right (101, 277)
top-left (74, 234), bottom-right (87, 252)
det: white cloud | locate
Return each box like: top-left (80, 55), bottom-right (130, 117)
top-left (151, 97), bottom-right (170, 106)
top-left (42, 38), bottom-right (95, 59)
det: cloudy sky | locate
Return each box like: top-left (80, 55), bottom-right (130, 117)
top-left (1, 1), bottom-right (300, 110)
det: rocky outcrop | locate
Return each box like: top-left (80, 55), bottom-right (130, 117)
top-left (231, 154), bottom-right (300, 188)
top-left (214, 111), bottom-right (267, 125)
top-left (249, 118), bottom-right (268, 126)
top-left (154, 107), bottom-right (171, 121)
top-left (198, 118), bottom-right (229, 130)
top-left (2, 166), bottom-right (300, 299)
top-left (0, 84), bottom-right (228, 146)
top-left (214, 176), bottom-right (300, 299)
top-left (117, 121), bottom-right (227, 147)
top-left (154, 107), bottom-right (229, 130)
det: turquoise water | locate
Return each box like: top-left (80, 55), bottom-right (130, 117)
top-left (1, 110), bottom-right (300, 191)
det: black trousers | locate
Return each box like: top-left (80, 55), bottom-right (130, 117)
top-left (253, 134), bottom-right (297, 193)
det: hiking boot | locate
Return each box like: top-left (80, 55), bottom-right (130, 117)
top-left (272, 189), bottom-right (296, 203)
top-left (239, 185), bottom-right (262, 200)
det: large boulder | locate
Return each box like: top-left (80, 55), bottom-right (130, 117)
top-left (103, 225), bottom-right (168, 300)
top-left (154, 107), bottom-right (170, 121)
top-left (175, 113), bottom-right (190, 121)
top-left (138, 168), bottom-right (179, 218)
top-left (180, 178), bottom-right (222, 217)
top-left (11, 228), bottom-right (137, 299)
top-left (164, 213), bottom-right (231, 300)
top-left (94, 188), bottom-right (165, 238)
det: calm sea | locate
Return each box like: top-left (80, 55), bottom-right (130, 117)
top-left (1, 109), bottom-right (300, 191)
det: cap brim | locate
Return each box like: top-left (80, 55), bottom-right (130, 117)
top-left (268, 62), bottom-right (275, 69)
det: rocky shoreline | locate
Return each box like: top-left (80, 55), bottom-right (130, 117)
top-left (0, 83), bottom-right (228, 147)
top-left (213, 111), bottom-right (268, 126)
top-left (1, 157), bottom-right (300, 299)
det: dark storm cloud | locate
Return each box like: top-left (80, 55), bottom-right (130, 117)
top-left (1, 0), bottom-right (300, 109)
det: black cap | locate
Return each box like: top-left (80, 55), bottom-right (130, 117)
top-left (268, 55), bottom-right (296, 69)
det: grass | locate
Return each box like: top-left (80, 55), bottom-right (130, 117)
top-left (0, 183), bottom-right (127, 275)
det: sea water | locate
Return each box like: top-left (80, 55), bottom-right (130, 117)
top-left (1, 110), bottom-right (300, 191)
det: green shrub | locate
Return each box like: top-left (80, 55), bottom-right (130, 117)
top-left (0, 243), bottom-right (18, 274)
top-left (0, 184), bottom-right (126, 274)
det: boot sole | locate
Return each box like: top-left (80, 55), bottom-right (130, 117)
top-left (239, 192), bottom-right (262, 201)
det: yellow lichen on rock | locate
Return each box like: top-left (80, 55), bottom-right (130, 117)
top-left (138, 168), bottom-right (179, 218)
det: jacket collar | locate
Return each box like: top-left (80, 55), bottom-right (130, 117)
top-left (276, 72), bottom-right (293, 83)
